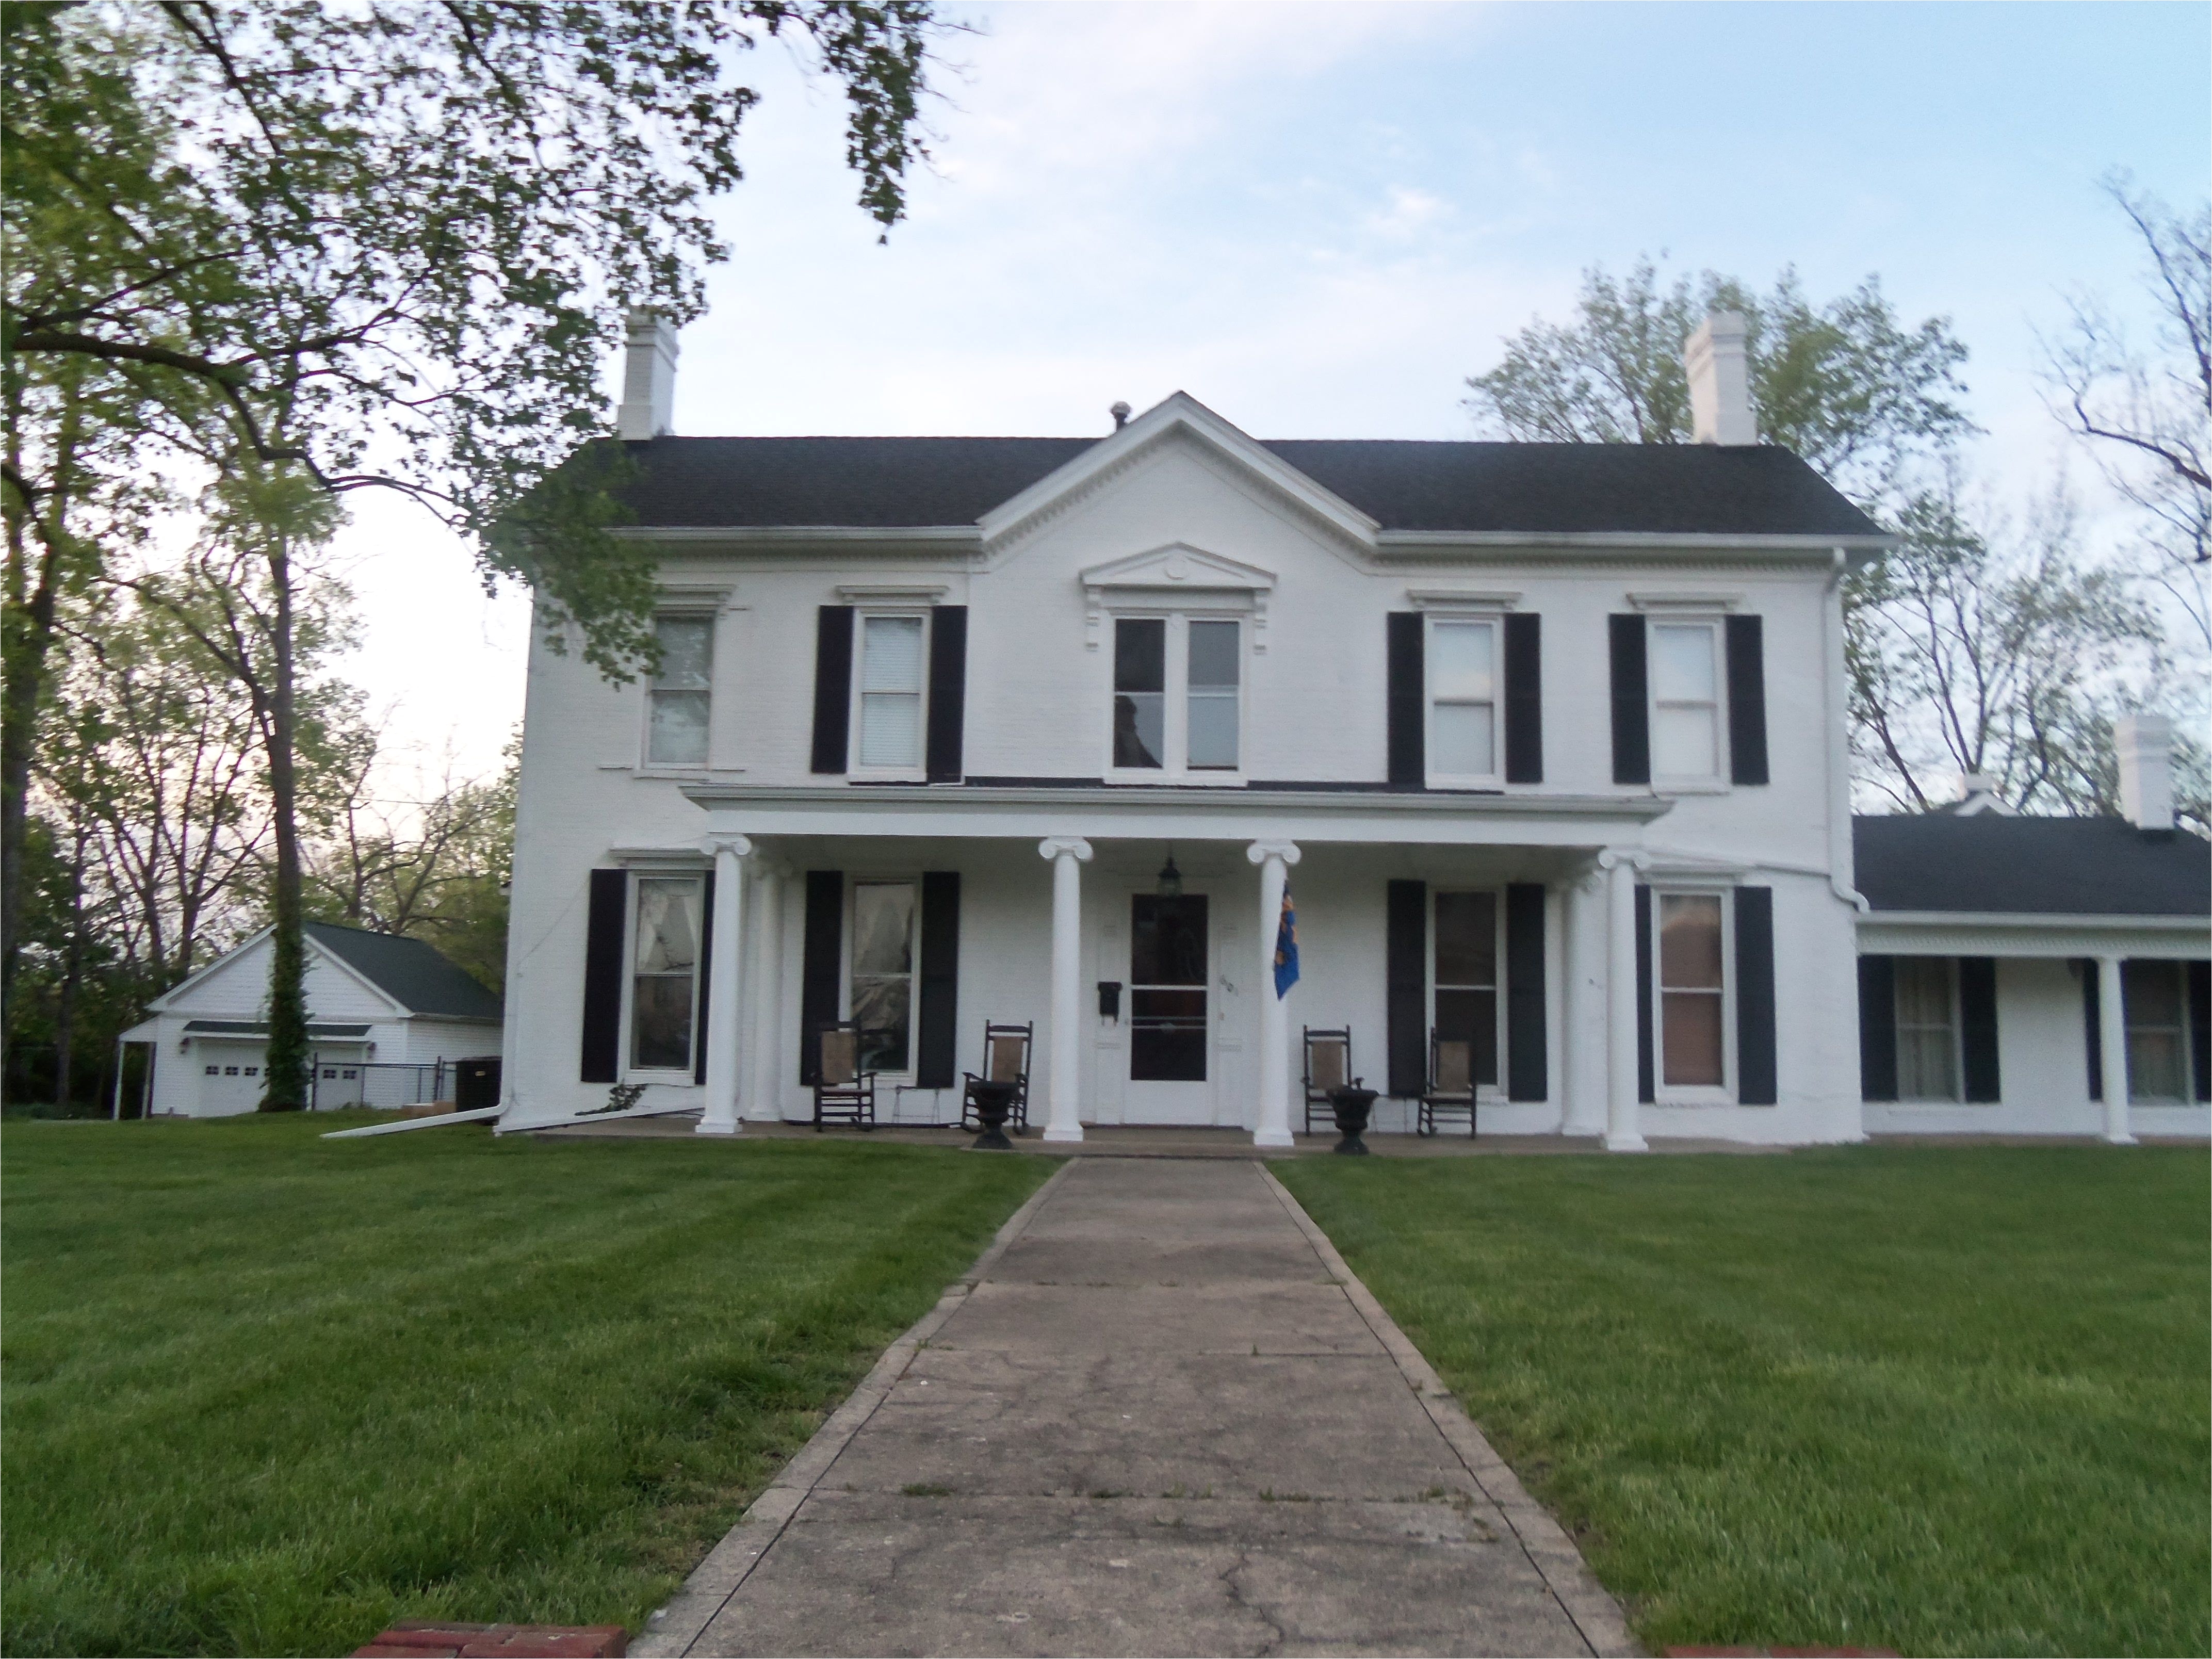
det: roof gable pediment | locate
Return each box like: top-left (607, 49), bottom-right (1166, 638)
top-left (978, 392), bottom-right (1379, 558)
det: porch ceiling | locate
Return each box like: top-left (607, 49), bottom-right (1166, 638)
top-left (684, 782), bottom-right (1670, 847)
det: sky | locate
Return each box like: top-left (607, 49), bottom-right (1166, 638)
top-left (331, 0), bottom-right (2211, 787)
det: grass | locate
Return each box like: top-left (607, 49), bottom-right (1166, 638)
top-left (1, 1114), bottom-right (1049, 1657)
top-left (1277, 1145), bottom-right (2211, 1658)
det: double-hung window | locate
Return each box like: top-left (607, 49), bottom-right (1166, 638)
top-left (1110, 615), bottom-right (1242, 777)
top-left (646, 614), bottom-right (714, 767)
top-left (1656, 891), bottom-right (1728, 1089)
top-left (629, 874), bottom-right (704, 1073)
top-left (1893, 957), bottom-right (1962, 1101)
top-left (1432, 890), bottom-right (1501, 1087)
top-left (853, 613), bottom-right (928, 773)
top-left (1426, 617), bottom-right (1500, 787)
top-left (849, 879), bottom-right (918, 1075)
top-left (1649, 621), bottom-right (1723, 784)
top-left (2123, 961), bottom-right (2190, 1102)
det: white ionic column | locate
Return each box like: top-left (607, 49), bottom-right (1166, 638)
top-left (2097, 955), bottom-right (2134, 1145)
top-left (1246, 839), bottom-right (1303, 1149)
top-left (1560, 868), bottom-right (1598, 1136)
top-left (1039, 837), bottom-right (1094, 1143)
top-left (698, 835), bottom-right (752, 1134)
top-left (745, 863), bottom-right (785, 1123)
top-left (1602, 850), bottom-right (1647, 1152)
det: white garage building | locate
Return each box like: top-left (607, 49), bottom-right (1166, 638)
top-left (116, 921), bottom-right (503, 1116)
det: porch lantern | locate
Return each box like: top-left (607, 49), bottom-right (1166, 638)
top-left (1155, 853), bottom-right (1183, 899)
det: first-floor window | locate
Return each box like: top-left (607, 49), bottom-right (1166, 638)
top-left (1894, 957), bottom-right (1961, 1101)
top-left (1433, 890), bottom-right (1500, 1086)
top-left (2124, 961), bottom-right (2190, 1102)
top-left (1657, 892), bottom-right (1726, 1087)
top-left (631, 875), bottom-right (703, 1071)
top-left (850, 880), bottom-right (917, 1074)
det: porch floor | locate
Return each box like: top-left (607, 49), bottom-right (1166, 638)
top-left (636, 1157), bottom-right (1634, 1658)
top-left (530, 1117), bottom-right (1788, 1157)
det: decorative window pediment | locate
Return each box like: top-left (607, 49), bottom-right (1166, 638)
top-left (1080, 543), bottom-right (1278, 652)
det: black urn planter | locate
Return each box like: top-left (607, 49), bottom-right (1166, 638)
top-left (967, 1080), bottom-right (1019, 1150)
top-left (1326, 1084), bottom-right (1379, 1156)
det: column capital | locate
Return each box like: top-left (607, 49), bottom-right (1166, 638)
top-left (1038, 836), bottom-right (1094, 863)
top-left (1245, 839), bottom-right (1302, 867)
top-left (706, 833), bottom-right (754, 859)
top-left (1596, 847), bottom-right (1646, 873)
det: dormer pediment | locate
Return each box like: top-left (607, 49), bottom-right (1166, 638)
top-left (979, 392), bottom-right (1379, 559)
top-left (1079, 543), bottom-right (1278, 651)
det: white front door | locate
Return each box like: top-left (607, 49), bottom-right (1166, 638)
top-left (1124, 890), bottom-right (1218, 1125)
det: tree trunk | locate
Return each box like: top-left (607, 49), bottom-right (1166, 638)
top-left (53, 824), bottom-right (87, 1110)
top-left (260, 531), bottom-right (309, 1111)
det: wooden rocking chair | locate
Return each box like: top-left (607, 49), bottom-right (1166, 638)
top-left (961, 1021), bottom-right (1034, 1134)
top-left (810, 1022), bottom-right (878, 1131)
top-left (1302, 1027), bottom-right (1353, 1134)
top-left (1418, 1032), bottom-right (1477, 1138)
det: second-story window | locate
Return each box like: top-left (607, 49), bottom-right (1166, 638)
top-left (1650, 621), bottom-right (1722, 782)
top-left (856, 614), bottom-right (927, 771)
top-left (647, 614), bottom-right (713, 766)
top-left (1112, 615), bottom-right (1242, 776)
top-left (1427, 617), bottom-right (1499, 786)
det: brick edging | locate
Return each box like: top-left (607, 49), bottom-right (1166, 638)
top-left (1258, 1165), bottom-right (1644, 1659)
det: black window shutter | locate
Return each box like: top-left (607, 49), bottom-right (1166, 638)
top-left (2080, 959), bottom-right (2103, 1102)
top-left (809, 606), bottom-right (854, 774)
top-left (2189, 961), bottom-right (2210, 1103)
top-left (693, 868), bottom-right (715, 1086)
top-left (925, 608), bottom-right (967, 783)
top-left (1858, 954), bottom-right (1898, 1102)
top-left (1386, 613), bottom-right (1424, 788)
top-left (1610, 615), bottom-right (1650, 785)
top-left (1504, 882), bottom-right (1548, 1101)
top-left (1504, 613), bottom-right (1543, 784)
top-left (1734, 886), bottom-right (1777, 1104)
top-left (580, 869), bottom-right (627, 1084)
top-left (1386, 879), bottom-right (1427, 1096)
top-left (1634, 883), bottom-right (1654, 1102)
top-left (1725, 614), bottom-right (1770, 786)
top-left (1959, 956), bottom-right (2000, 1102)
top-left (916, 872), bottom-right (961, 1088)
top-left (799, 871), bottom-right (843, 1084)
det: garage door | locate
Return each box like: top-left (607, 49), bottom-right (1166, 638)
top-left (196, 1050), bottom-right (267, 1115)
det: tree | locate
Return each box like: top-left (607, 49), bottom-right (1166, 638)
top-left (1844, 475), bottom-right (2182, 818)
top-left (300, 728), bottom-right (516, 993)
top-left (1, 0), bottom-right (942, 1076)
top-left (2042, 175), bottom-right (2211, 653)
top-left (1465, 259), bottom-right (1977, 508)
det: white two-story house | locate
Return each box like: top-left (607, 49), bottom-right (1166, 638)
top-left (498, 312), bottom-right (2208, 1145)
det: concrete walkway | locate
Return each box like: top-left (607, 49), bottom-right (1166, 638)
top-left (641, 1158), bottom-right (1635, 1658)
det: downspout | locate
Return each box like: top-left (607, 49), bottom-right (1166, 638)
top-left (1825, 546), bottom-right (1869, 914)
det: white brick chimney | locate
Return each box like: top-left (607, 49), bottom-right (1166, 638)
top-left (616, 308), bottom-right (679, 440)
top-left (1685, 312), bottom-right (1758, 446)
top-left (2116, 712), bottom-right (2175, 831)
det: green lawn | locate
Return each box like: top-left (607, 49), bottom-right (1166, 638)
top-left (1, 1115), bottom-right (1049, 1658)
top-left (1277, 1146), bottom-right (2211, 1658)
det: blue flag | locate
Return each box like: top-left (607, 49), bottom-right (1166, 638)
top-left (1273, 881), bottom-right (1299, 998)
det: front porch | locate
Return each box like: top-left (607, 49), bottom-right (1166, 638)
top-left (584, 780), bottom-right (1866, 1150)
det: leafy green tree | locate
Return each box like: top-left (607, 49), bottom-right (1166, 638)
top-left (1464, 258), bottom-right (1977, 507)
top-left (4, 0), bottom-right (940, 1093)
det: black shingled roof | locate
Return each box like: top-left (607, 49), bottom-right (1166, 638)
top-left (1852, 816), bottom-right (2210, 917)
top-left (616, 435), bottom-right (1885, 539)
top-left (305, 922), bottom-right (503, 1021)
